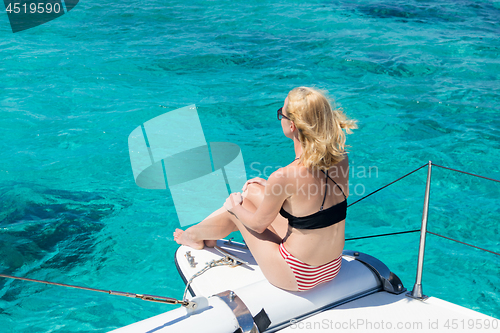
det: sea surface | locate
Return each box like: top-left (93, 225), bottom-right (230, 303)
top-left (1, 0), bottom-right (499, 331)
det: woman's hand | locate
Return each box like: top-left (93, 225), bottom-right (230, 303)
top-left (224, 192), bottom-right (243, 212)
top-left (242, 177), bottom-right (267, 192)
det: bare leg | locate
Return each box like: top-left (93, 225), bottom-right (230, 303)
top-left (174, 206), bottom-right (237, 250)
top-left (174, 183), bottom-right (268, 249)
top-left (173, 183), bottom-right (298, 290)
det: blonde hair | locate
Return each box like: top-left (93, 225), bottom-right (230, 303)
top-left (286, 87), bottom-right (357, 170)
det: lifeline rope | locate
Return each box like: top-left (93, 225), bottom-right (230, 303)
top-left (345, 162), bottom-right (499, 257)
top-left (345, 229), bottom-right (420, 241)
top-left (0, 274), bottom-right (194, 307)
top-left (433, 164), bottom-right (500, 183)
top-left (344, 164), bottom-right (427, 241)
top-left (427, 231), bottom-right (500, 257)
top-left (347, 163), bottom-right (427, 208)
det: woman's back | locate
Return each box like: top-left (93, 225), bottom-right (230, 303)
top-left (280, 156), bottom-right (349, 266)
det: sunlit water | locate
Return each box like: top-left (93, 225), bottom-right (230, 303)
top-left (1, 0), bottom-right (499, 331)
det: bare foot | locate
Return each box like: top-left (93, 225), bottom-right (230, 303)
top-left (204, 240), bottom-right (217, 248)
top-left (173, 228), bottom-right (183, 242)
top-left (174, 228), bottom-right (204, 250)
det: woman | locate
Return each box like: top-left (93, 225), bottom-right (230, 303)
top-left (174, 87), bottom-right (357, 291)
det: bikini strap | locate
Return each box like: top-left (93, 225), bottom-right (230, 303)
top-left (320, 170), bottom-right (328, 210)
top-left (320, 169), bottom-right (347, 200)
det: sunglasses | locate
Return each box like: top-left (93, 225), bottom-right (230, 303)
top-left (277, 107), bottom-right (290, 121)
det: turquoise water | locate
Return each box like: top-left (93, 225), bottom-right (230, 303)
top-left (1, 0), bottom-right (499, 331)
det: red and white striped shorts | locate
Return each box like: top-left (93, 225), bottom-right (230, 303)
top-left (279, 243), bottom-right (342, 291)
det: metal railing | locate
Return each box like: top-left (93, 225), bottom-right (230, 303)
top-left (346, 160), bottom-right (500, 301)
top-left (408, 161), bottom-right (432, 300)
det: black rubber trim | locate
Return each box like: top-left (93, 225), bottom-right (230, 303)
top-left (174, 247), bottom-right (196, 298)
top-left (254, 308), bottom-right (271, 332)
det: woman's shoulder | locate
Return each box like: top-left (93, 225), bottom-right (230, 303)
top-left (269, 164), bottom-right (311, 183)
top-left (269, 164), bottom-right (306, 182)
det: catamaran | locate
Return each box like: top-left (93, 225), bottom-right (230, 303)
top-left (111, 162), bottom-right (500, 333)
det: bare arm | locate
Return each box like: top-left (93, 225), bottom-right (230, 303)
top-left (225, 169), bottom-right (291, 233)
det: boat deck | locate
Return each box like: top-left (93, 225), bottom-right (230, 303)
top-left (279, 291), bottom-right (499, 333)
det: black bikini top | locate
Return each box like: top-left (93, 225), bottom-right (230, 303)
top-left (279, 170), bottom-right (347, 230)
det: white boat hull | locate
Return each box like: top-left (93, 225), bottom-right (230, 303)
top-left (111, 240), bottom-right (499, 332)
